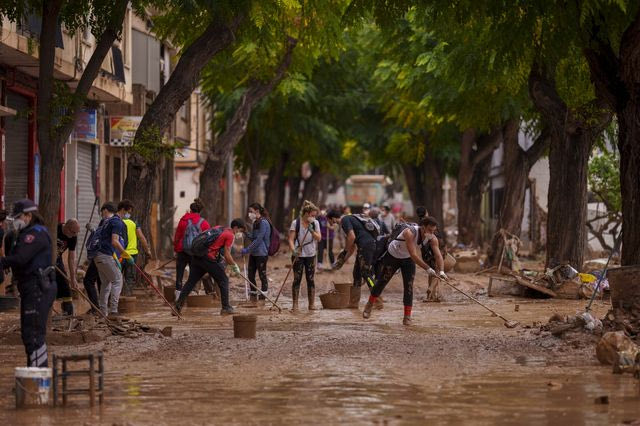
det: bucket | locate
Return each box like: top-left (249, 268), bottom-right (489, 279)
top-left (320, 291), bottom-right (346, 309)
top-left (608, 265), bottom-right (640, 311)
top-left (233, 314), bottom-right (257, 339)
top-left (15, 367), bottom-right (52, 408)
top-left (187, 294), bottom-right (215, 308)
top-left (333, 282), bottom-right (351, 294)
top-left (118, 296), bottom-right (137, 314)
top-left (163, 285), bottom-right (176, 303)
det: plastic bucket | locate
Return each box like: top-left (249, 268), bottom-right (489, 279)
top-left (118, 296), bottom-right (137, 314)
top-left (233, 314), bottom-right (257, 339)
top-left (163, 285), bottom-right (176, 303)
top-left (320, 291), bottom-right (345, 309)
top-left (15, 367), bottom-right (52, 408)
top-left (608, 265), bottom-right (640, 311)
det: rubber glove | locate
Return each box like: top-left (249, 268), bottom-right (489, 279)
top-left (426, 267), bottom-right (436, 276)
top-left (438, 271), bottom-right (448, 280)
top-left (309, 222), bottom-right (316, 232)
top-left (332, 250), bottom-right (347, 270)
top-left (231, 264), bottom-right (241, 276)
top-left (241, 248), bottom-right (249, 256)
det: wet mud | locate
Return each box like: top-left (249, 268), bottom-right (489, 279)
top-left (1, 256), bottom-right (639, 425)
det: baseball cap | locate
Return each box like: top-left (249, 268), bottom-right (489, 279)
top-left (10, 199), bottom-right (37, 219)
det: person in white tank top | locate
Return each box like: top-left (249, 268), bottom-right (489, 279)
top-left (363, 217), bottom-right (447, 326)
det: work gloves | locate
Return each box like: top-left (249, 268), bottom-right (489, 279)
top-left (332, 250), bottom-right (347, 270)
top-left (438, 271), bottom-right (448, 280)
top-left (309, 222), bottom-right (316, 232)
top-left (231, 264), bottom-right (241, 276)
top-left (426, 267), bottom-right (436, 276)
top-left (241, 248), bottom-right (250, 256)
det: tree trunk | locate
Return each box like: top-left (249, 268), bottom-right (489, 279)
top-left (36, 0), bottom-right (128, 255)
top-left (198, 37), bottom-right (298, 218)
top-left (401, 145), bottom-right (445, 225)
top-left (617, 103), bottom-right (640, 265)
top-left (123, 17), bottom-right (242, 237)
top-left (301, 168), bottom-right (324, 205)
top-left (456, 128), bottom-right (502, 246)
top-left (528, 61), bottom-right (611, 269)
top-left (247, 161), bottom-right (262, 207)
top-left (264, 152), bottom-right (289, 231)
top-left (488, 120), bottom-right (550, 265)
top-left (287, 175), bottom-right (302, 215)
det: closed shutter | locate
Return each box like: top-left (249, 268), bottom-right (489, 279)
top-left (76, 142), bottom-right (99, 256)
top-left (4, 92), bottom-right (30, 209)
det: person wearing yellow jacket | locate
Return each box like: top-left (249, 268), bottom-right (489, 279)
top-left (117, 200), bottom-right (152, 296)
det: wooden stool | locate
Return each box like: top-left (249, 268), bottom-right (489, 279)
top-left (52, 352), bottom-right (104, 406)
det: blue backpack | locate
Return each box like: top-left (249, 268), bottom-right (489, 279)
top-left (87, 217), bottom-right (115, 259)
top-left (182, 217), bottom-right (204, 255)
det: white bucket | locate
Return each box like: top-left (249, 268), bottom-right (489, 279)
top-left (14, 367), bottom-right (52, 408)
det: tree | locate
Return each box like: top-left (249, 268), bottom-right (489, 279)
top-left (1, 0), bottom-right (139, 258)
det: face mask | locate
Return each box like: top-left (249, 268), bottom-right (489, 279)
top-left (320, 210), bottom-right (327, 216)
top-left (12, 218), bottom-right (26, 232)
top-left (124, 213), bottom-right (131, 219)
top-left (248, 212), bottom-right (257, 221)
top-left (235, 232), bottom-right (244, 240)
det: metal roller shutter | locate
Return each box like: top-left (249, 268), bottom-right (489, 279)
top-left (4, 92), bottom-right (30, 209)
top-left (76, 142), bottom-right (100, 258)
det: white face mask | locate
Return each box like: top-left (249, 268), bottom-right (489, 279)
top-left (320, 210), bottom-right (327, 216)
top-left (248, 212), bottom-right (257, 221)
top-left (12, 218), bottom-right (26, 232)
top-left (235, 232), bottom-right (244, 240)
top-left (124, 213), bottom-right (131, 219)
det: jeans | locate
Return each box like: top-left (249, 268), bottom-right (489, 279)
top-left (178, 257), bottom-right (231, 309)
top-left (95, 253), bottom-right (123, 315)
top-left (371, 253), bottom-right (416, 307)
top-left (19, 277), bottom-right (56, 367)
top-left (317, 238), bottom-right (335, 264)
top-left (292, 256), bottom-right (316, 291)
top-left (248, 255), bottom-right (268, 298)
top-left (83, 259), bottom-right (102, 310)
top-left (175, 251), bottom-right (191, 291)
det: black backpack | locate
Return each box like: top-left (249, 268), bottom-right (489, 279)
top-left (376, 222), bottom-right (420, 260)
top-left (190, 226), bottom-right (225, 258)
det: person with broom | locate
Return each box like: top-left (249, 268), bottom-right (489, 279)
top-left (363, 217), bottom-right (444, 326)
top-left (288, 201), bottom-right (322, 311)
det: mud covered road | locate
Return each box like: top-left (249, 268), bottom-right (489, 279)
top-left (1, 256), bottom-right (639, 425)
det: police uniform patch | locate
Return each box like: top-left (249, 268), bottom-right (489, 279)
top-left (24, 234), bottom-right (35, 244)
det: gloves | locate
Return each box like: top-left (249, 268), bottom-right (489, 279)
top-left (231, 264), bottom-right (241, 276)
top-left (426, 267), bottom-right (436, 276)
top-left (438, 271), bottom-right (448, 281)
top-left (241, 248), bottom-right (249, 256)
top-left (332, 250), bottom-right (347, 270)
top-left (309, 222), bottom-right (316, 232)
top-left (121, 251), bottom-right (133, 260)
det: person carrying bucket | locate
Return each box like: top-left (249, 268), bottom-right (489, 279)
top-left (1, 199), bottom-right (56, 367)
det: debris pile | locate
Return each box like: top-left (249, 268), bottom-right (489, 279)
top-left (596, 331), bottom-right (640, 377)
top-left (542, 312), bottom-right (603, 337)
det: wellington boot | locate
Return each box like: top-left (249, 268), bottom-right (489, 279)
top-left (403, 315), bottom-right (412, 326)
top-left (374, 296), bottom-right (384, 310)
top-left (292, 287), bottom-right (300, 312)
top-left (362, 301), bottom-right (374, 319)
top-left (348, 286), bottom-right (361, 309)
top-left (61, 301), bottom-right (74, 316)
top-left (308, 287), bottom-right (317, 310)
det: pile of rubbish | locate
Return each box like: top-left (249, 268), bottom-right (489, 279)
top-left (543, 312), bottom-right (603, 337)
top-left (501, 264), bottom-right (603, 300)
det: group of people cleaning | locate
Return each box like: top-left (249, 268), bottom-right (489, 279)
top-left (2, 195), bottom-right (447, 368)
top-left (172, 199), bottom-right (448, 325)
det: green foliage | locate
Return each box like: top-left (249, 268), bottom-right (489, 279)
top-left (128, 126), bottom-right (182, 161)
top-left (589, 149), bottom-right (621, 213)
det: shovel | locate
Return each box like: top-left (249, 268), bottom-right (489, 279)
top-left (438, 275), bottom-right (519, 329)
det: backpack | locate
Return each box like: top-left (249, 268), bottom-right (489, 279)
top-left (190, 226), bottom-right (224, 258)
top-left (87, 217), bottom-right (116, 259)
top-left (353, 214), bottom-right (381, 237)
top-left (376, 222), bottom-right (420, 260)
top-left (182, 217), bottom-right (204, 255)
top-left (265, 219), bottom-right (280, 256)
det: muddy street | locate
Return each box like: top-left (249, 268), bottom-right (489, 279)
top-left (1, 257), bottom-right (639, 425)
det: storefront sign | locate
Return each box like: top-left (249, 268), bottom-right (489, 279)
top-left (73, 109), bottom-right (98, 143)
top-left (108, 116), bottom-right (142, 147)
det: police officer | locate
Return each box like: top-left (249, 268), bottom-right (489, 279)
top-left (1, 199), bottom-right (56, 367)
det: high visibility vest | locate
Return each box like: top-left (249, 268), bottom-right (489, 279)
top-left (123, 218), bottom-right (138, 255)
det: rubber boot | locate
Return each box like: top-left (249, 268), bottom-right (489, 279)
top-left (348, 286), bottom-right (361, 309)
top-left (374, 296), bottom-right (384, 310)
top-left (173, 293), bottom-right (187, 316)
top-left (362, 300), bottom-right (374, 319)
top-left (292, 287), bottom-right (299, 312)
top-left (403, 315), bottom-right (412, 326)
top-left (61, 300), bottom-right (74, 316)
top-left (308, 287), bottom-right (317, 310)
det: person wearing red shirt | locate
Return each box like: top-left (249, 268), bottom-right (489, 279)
top-left (174, 219), bottom-right (246, 316)
top-left (173, 199), bottom-right (210, 299)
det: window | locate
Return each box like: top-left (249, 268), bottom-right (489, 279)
top-left (179, 101), bottom-right (189, 121)
top-left (180, 191), bottom-right (185, 198)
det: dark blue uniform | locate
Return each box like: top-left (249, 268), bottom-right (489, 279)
top-left (1, 224), bottom-right (55, 367)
